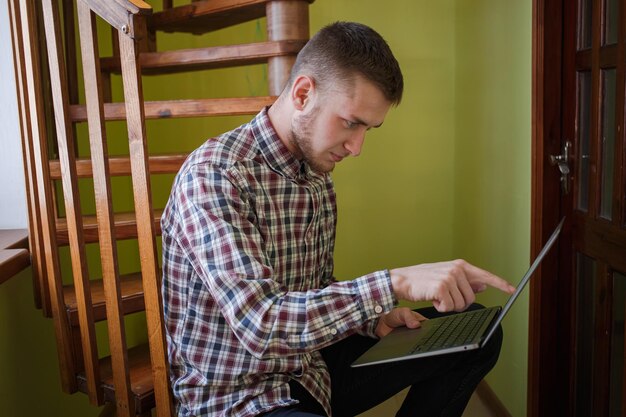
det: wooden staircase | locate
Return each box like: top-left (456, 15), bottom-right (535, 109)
top-left (8, 1), bottom-right (314, 416)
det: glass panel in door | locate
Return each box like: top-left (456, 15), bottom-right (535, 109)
top-left (600, 68), bottom-right (616, 220)
top-left (577, 71), bottom-right (592, 212)
top-left (604, 0), bottom-right (619, 45)
top-left (609, 271), bottom-right (626, 417)
top-left (578, 0), bottom-right (593, 49)
top-left (575, 253), bottom-right (597, 417)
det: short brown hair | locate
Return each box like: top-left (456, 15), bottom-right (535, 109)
top-left (286, 21), bottom-right (404, 105)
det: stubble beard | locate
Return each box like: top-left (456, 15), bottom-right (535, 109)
top-left (290, 106), bottom-right (334, 174)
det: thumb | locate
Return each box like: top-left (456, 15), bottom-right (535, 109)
top-left (403, 310), bottom-right (426, 328)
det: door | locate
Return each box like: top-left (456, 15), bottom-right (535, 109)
top-left (531, 0), bottom-right (626, 416)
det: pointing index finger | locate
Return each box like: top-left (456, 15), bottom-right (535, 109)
top-left (467, 263), bottom-right (516, 294)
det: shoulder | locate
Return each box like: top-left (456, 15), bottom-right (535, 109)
top-left (188, 123), bottom-right (258, 170)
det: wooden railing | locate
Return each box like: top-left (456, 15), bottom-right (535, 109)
top-left (8, 0), bottom-right (313, 416)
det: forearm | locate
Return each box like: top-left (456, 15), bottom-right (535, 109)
top-left (211, 270), bottom-right (395, 358)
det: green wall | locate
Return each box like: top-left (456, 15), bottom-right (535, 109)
top-left (315, 1), bottom-right (457, 279)
top-left (0, 269), bottom-right (98, 415)
top-left (454, 1), bottom-right (532, 415)
top-left (319, 1), bottom-right (531, 414)
top-left (0, 0), bottom-right (531, 415)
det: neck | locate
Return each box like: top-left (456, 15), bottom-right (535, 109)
top-left (268, 96), bottom-right (298, 155)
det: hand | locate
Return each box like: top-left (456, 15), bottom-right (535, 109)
top-left (375, 307), bottom-right (427, 338)
top-left (389, 259), bottom-right (516, 313)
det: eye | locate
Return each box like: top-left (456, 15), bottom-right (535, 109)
top-left (344, 120), bottom-right (358, 129)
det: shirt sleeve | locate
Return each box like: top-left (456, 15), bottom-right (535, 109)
top-left (165, 164), bottom-right (396, 360)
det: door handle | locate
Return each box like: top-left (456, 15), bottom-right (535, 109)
top-left (550, 141), bottom-right (571, 194)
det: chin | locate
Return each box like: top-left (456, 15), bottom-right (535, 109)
top-left (308, 160), bottom-right (334, 174)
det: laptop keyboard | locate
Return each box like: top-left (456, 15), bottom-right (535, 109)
top-left (409, 308), bottom-right (493, 353)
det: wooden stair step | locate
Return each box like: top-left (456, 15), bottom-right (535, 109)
top-left (151, 0), bottom-right (270, 34)
top-left (100, 40), bottom-right (306, 75)
top-left (49, 154), bottom-right (187, 179)
top-left (151, 0), bottom-right (315, 34)
top-left (55, 209), bottom-right (163, 245)
top-left (69, 96), bottom-right (275, 122)
top-left (0, 228), bottom-right (29, 250)
top-left (63, 273), bottom-right (145, 326)
top-left (76, 343), bottom-right (154, 415)
top-left (0, 249), bottom-right (30, 284)
top-left (0, 229), bottom-right (30, 286)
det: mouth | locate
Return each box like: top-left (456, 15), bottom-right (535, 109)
top-left (330, 152), bottom-right (346, 163)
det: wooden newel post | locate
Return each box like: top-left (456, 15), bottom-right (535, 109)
top-left (266, 1), bottom-right (310, 96)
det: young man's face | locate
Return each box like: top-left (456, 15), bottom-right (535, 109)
top-left (290, 75), bottom-right (392, 173)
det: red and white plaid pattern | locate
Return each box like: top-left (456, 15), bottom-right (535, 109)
top-left (161, 108), bottom-right (396, 417)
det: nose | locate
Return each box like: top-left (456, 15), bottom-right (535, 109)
top-left (344, 130), bottom-right (366, 157)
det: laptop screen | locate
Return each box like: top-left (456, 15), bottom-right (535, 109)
top-left (482, 217), bottom-right (564, 344)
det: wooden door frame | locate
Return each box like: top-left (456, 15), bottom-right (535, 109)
top-left (530, 0), bottom-right (572, 415)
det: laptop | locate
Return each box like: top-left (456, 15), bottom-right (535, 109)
top-left (351, 218), bottom-right (565, 367)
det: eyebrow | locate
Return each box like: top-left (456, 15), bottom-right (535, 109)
top-left (351, 116), bottom-right (384, 128)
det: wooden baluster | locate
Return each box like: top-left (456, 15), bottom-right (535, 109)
top-left (266, 0), bottom-right (310, 95)
top-left (101, 27), bottom-right (118, 104)
top-left (7, 0), bottom-right (49, 314)
top-left (33, 0), bottom-right (63, 223)
top-left (118, 14), bottom-right (175, 417)
top-left (17, 0), bottom-right (76, 392)
top-left (76, 2), bottom-right (133, 416)
top-left (62, 0), bottom-right (79, 106)
top-left (41, 0), bottom-right (103, 406)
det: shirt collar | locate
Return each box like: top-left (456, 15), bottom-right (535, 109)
top-left (251, 107), bottom-right (305, 180)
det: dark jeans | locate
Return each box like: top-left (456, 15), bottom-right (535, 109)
top-left (260, 304), bottom-right (503, 417)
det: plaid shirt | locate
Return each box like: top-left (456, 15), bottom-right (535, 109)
top-left (161, 108), bottom-right (396, 417)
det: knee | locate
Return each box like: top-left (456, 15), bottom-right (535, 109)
top-left (466, 303), bottom-right (504, 353)
top-left (466, 302), bottom-right (486, 311)
top-left (414, 303), bottom-right (487, 320)
top-left (481, 323), bottom-right (504, 370)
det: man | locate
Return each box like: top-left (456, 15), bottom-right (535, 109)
top-left (161, 21), bottom-right (516, 417)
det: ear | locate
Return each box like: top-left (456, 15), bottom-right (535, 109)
top-left (290, 75), bottom-right (315, 111)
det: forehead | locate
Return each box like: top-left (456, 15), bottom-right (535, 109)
top-left (326, 75), bottom-right (391, 125)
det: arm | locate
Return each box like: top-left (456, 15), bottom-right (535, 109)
top-left (165, 164), bottom-right (396, 359)
top-left (373, 260), bottom-right (516, 338)
top-left (389, 260), bottom-right (516, 312)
